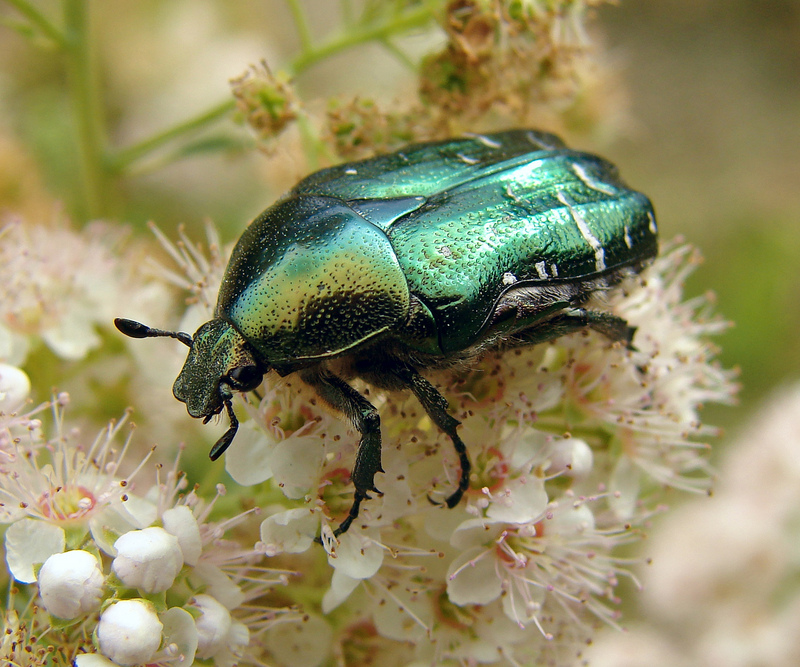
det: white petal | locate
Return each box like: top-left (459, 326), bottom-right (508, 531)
top-left (486, 476), bottom-right (548, 524)
top-left (321, 569), bottom-right (361, 613)
top-left (224, 420), bottom-right (277, 485)
top-left (259, 508), bottom-right (318, 555)
top-left (609, 456), bottom-right (641, 521)
top-left (38, 550), bottom-right (104, 619)
top-left (41, 309), bottom-right (101, 360)
top-left (192, 594), bottom-right (232, 659)
top-left (162, 505), bottom-right (202, 566)
top-left (0, 324), bottom-right (30, 367)
top-left (549, 502), bottom-right (596, 536)
top-left (446, 546), bottom-right (502, 606)
top-left (112, 527), bottom-right (184, 593)
top-left (97, 599), bottom-right (163, 666)
top-left (327, 529), bottom-right (384, 580)
top-left (73, 654), bottom-right (118, 667)
top-left (450, 518), bottom-right (501, 549)
top-left (89, 505), bottom-right (141, 556)
top-left (265, 614), bottom-right (332, 667)
top-left (423, 501), bottom-right (469, 543)
top-left (4, 519), bottom-right (65, 583)
top-left (116, 494), bottom-right (158, 528)
top-left (271, 434), bottom-right (325, 499)
top-left (372, 580), bottom-right (432, 643)
top-left (501, 583), bottom-right (545, 627)
top-left (189, 562), bottom-right (246, 610)
top-left (160, 606), bottom-right (198, 666)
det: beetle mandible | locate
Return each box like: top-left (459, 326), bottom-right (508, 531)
top-left (115, 129), bottom-right (658, 537)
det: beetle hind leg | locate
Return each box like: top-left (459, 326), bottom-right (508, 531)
top-left (390, 365), bottom-right (471, 510)
top-left (508, 308), bottom-right (636, 348)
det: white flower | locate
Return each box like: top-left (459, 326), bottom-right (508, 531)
top-left (0, 220), bottom-right (123, 362)
top-left (112, 526), bottom-right (184, 593)
top-left (38, 550), bottom-right (104, 619)
top-left (0, 397), bottom-right (148, 528)
top-left (97, 599), bottom-right (163, 666)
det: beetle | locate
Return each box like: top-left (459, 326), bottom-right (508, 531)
top-left (115, 129), bottom-right (658, 537)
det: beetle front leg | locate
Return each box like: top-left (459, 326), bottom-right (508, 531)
top-left (391, 366), bottom-right (471, 509)
top-left (301, 369), bottom-right (384, 537)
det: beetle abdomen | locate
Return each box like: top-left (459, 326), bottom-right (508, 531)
top-left (387, 150), bottom-right (657, 353)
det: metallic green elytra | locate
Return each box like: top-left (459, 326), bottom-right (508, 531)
top-left (115, 129), bottom-right (658, 537)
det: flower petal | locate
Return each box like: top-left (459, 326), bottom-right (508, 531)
top-left (4, 519), bottom-right (65, 583)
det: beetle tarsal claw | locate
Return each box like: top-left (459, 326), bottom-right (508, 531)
top-left (208, 397), bottom-right (239, 460)
top-left (426, 493), bottom-right (444, 507)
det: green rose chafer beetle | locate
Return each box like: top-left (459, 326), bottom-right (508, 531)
top-left (115, 129), bottom-right (658, 537)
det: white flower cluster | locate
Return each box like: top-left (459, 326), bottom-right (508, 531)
top-left (587, 383), bottom-right (800, 667)
top-left (0, 390), bottom-right (276, 666)
top-left (0, 220), bottom-right (122, 363)
top-left (0, 217), bottom-right (735, 666)
top-left (216, 243), bottom-right (734, 664)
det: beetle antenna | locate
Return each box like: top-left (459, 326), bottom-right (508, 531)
top-left (114, 318), bottom-right (192, 347)
top-left (209, 396), bottom-right (239, 460)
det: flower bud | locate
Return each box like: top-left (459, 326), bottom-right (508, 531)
top-left (0, 363), bottom-right (30, 411)
top-left (112, 526), bottom-right (183, 593)
top-left (97, 599), bottom-right (163, 666)
top-left (38, 550), bottom-right (104, 619)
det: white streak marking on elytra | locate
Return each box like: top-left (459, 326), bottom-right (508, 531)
top-left (455, 152), bottom-right (480, 165)
top-left (534, 261), bottom-right (549, 279)
top-left (556, 190), bottom-right (606, 272)
top-left (502, 272), bottom-right (518, 285)
top-left (623, 226), bottom-right (633, 249)
top-left (571, 162), bottom-right (617, 195)
top-left (505, 184), bottom-right (524, 205)
top-left (344, 168), bottom-right (358, 175)
top-left (464, 132), bottom-right (502, 149)
top-left (525, 130), bottom-right (558, 150)
top-left (647, 210), bottom-right (658, 234)
top-left (550, 263), bottom-right (559, 277)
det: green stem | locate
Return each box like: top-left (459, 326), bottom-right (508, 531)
top-left (108, 3), bottom-right (436, 174)
top-left (4, 0), bottom-right (67, 46)
top-left (285, 0), bottom-right (313, 51)
top-left (109, 99), bottom-right (236, 173)
top-left (379, 37), bottom-right (417, 71)
top-left (63, 0), bottom-right (108, 219)
top-left (288, 4), bottom-right (434, 75)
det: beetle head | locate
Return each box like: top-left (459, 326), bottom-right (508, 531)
top-left (114, 317), bottom-right (266, 460)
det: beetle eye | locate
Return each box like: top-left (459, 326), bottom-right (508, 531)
top-left (227, 365), bottom-right (262, 392)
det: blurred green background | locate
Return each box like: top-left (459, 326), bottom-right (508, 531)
top-left (1, 0), bottom-right (798, 442)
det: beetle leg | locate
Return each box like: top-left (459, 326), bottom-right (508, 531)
top-left (301, 369), bottom-right (384, 537)
top-left (390, 366), bottom-right (471, 510)
top-left (510, 309), bottom-right (636, 347)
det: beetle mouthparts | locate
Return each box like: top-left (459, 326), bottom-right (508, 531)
top-left (208, 396), bottom-right (239, 460)
top-left (114, 317), bottom-right (193, 348)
